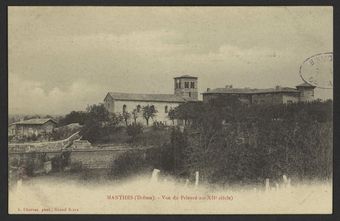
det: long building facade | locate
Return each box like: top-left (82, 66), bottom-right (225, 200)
top-left (202, 82), bottom-right (316, 105)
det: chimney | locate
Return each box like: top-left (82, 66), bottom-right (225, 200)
top-left (225, 85), bottom-right (233, 89)
top-left (275, 85), bottom-right (281, 90)
top-left (207, 88), bottom-right (210, 92)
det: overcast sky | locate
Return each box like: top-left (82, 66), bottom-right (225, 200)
top-left (9, 6), bottom-right (333, 115)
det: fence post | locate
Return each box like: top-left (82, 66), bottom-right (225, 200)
top-left (150, 169), bottom-right (160, 183)
top-left (275, 182), bottom-right (279, 191)
top-left (265, 178), bottom-right (270, 192)
top-left (195, 171), bottom-right (199, 188)
top-left (287, 178), bottom-right (291, 189)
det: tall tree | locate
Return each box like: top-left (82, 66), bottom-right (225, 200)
top-left (168, 109), bottom-right (176, 125)
top-left (142, 105), bottom-right (157, 126)
top-left (131, 109), bottom-right (139, 124)
top-left (122, 111), bottom-right (131, 126)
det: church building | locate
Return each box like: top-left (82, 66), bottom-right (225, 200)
top-left (103, 75), bottom-right (198, 125)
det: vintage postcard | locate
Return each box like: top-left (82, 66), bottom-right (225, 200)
top-left (8, 6), bottom-right (333, 214)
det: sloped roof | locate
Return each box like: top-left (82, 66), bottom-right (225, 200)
top-left (174, 75), bottom-right (198, 79)
top-left (296, 82), bottom-right (316, 88)
top-left (10, 118), bottom-right (57, 126)
top-left (203, 87), bottom-right (300, 95)
top-left (106, 92), bottom-right (192, 103)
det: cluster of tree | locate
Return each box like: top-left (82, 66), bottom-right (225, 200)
top-left (56, 97), bottom-right (332, 185)
top-left (79, 104), bottom-right (124, 143)
top-left (160, 97), bottom-right (333, 184)
top-left (57, 104), bottom-right (160, 143)
top-left (156, 128), bottom-right (188, 177)
top-left (122, 105), bottom-right (157, 126)
top-left (58, 111), bottom-right (88, 126)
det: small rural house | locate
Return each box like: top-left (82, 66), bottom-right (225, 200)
top-left (8, 118), bottom-right (57, 137)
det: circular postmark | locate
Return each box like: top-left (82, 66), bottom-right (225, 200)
top-left (299, 52), bottom-right (333, 89)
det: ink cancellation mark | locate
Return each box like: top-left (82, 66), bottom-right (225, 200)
top-left (299, 52), bottom-right (333, 89)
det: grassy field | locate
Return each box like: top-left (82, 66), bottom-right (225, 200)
top-left (9, 174), bottom-right (332, 214)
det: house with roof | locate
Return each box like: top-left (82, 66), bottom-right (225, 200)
top-left (103, 75), bottom-right (198, 125)
top-left (202, 82), bottom-right (316, 105)
top-left (8, 118), bottom-right (57, 137)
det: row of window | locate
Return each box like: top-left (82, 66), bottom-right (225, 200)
top-left (122, 104), bottom-right (171, 113)
top-left (175, 81), bottom-right (195, 89)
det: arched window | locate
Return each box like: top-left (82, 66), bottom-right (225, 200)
top-left (137, 105), bottom-right (141, 112)
top-left (123, 104), bottom-right (127, 113)
top-left (165, 105), bottom-right (168, 113)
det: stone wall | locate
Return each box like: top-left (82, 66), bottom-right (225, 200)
top-left (9, 147), bottom-right (152, 173)
top-left (69, 148), bottom-right (151, 170)
top-left (69, 149), bottom-right (125, 169)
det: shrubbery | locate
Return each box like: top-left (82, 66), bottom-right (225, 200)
top-left (109, 150), bottom-right (152, 179)
top-left (126, 123), bottom-right (143, 142)
top-left (56, 98), bottom-right (333, 185)
top-left (168, 98), bottom-right (333, 184)
top-left (79, 104), bottom-right (124, 143)
top-left (152, 121), bottom-right (167, 130)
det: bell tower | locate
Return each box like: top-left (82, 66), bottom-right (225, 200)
top-left (174, 75), bottom-right (198, 100)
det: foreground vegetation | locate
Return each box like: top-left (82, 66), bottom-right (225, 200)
top-left (12, 98), bottom-right (332, 185)
top-left (77, 98), bottom-right (332, 185)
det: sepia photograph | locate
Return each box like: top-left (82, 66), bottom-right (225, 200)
top-left (7, 6), bottom-right (333, 214)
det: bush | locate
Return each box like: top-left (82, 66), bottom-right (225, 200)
top-left (126, 123), bottom-right (143, 142)
top-left (137, 129), bottom-right (171, 147)
top-left (51, 124), bottom-right (82, 141)
top-left (80, 104), bottom-right (123, 143)
top-left (58, 111), bottom-right (88, 126)
top-left (109, 150), bottom-right (151, 179)
top-left (152, 121), bottom-right (167, 130)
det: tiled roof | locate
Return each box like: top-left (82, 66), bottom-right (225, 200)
top-left (174, 75), bottom-right (198, 79)
top-left (203, 87), bottom-right (300, 95)
top-left (296, 82), bottom-right (316, 88)
top-left (10, 118), bottom-right (57, 126)
top-left (107, 92), bottom-right (192, 103)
